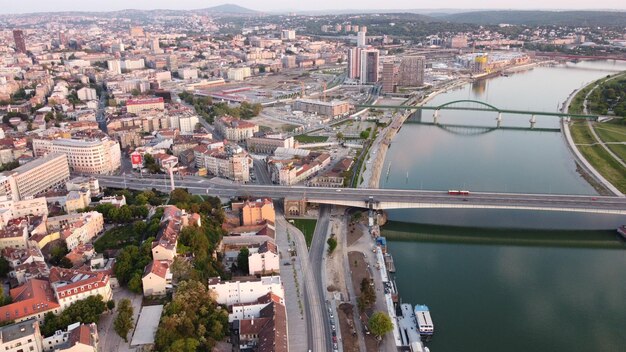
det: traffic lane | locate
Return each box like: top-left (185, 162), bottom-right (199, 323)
top-left (95, 178), bottom-right (626, 208)
top-left (96, 175), bottom-right (621, 201)
top-left (98, 180), bottom-right (626, 210)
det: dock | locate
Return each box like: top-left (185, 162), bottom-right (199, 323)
top-left (384, 253), bottom-right (396, 273)
top-left (397, 303), bottom-right (428, 352)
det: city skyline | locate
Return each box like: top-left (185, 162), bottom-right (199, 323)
top-left (2, 0), bottom-right (626, 14)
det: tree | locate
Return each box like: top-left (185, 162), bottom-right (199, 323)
top-left (237, 247), bottom-right (249, 274)
top-left (114, 299), bottom-right (134, 342)
top-left (0, 257), bottom-right (10, 277)
top-left (107, 300), bottom-right (116, 311)
top-left (155, 280), bottom-right (228, 351)
top-left (336, 132), bottom-right (344, 140)
top-left (369, 311), bottom-right (393, 339)
top-left (358, 278), bottom-right (376, 312)
top-left (131, 88), bottom-right (141, 96)
top-left (327, 238), bottom-right (337, 254)
top-left (168, 338), bottom-right (200, 352)
top-left (41, 295), bottom-right (106, 337)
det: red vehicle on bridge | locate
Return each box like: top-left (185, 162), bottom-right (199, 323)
top-left (448, 190), bottom-right (470, 195)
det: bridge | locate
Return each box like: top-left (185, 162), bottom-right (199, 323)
top-left (95, 175), bottom-right (626, 215)
top-left (535, 52), bottom-right (626, 62)
top-left (356, 99), bottom-right (598, 128)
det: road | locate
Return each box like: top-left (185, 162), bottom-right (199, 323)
top-left (309, 205), bottom-right (333, 351)
top-left (252, 159), bottom-right (272, 185)
top-left (274, 210), bottom-right (308, 351)
top-left (94, 175), bottom-right (626, 214)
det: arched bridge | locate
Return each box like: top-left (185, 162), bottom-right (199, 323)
top-left (435, 99), bottom-right (501, 112)
top-left (356, 99), bottom-right (598, 120)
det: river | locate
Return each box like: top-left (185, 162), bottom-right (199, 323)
top-left (380, 60), bottom-right (626, 352)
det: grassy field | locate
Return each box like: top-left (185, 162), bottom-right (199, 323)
top-left (570, 121), bottom-right (626, 193)
top-left (593, 120), bottom-right (626, 162)
top-left (291, 219), bottom-right (317, 248)
top-left (294, 134), bottom-right (329, 143)
top-left (94, 225), bottom-right (141, 252)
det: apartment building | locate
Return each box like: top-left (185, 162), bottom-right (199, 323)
top-left (193, 144), bottom-right (251, 182)
top-left (46, 212), bottom-right (104, 251)
top-left (126, 97), bottom-right (165, 114)
top-left (32, 138), bottom-right (121, 175)
top-left (141, 260), bottom-right (172, 297)
top-left (232, 198), bottom-right (275, 226)
top-left (214, 116), bottom-right (259, 142)
top-left (208, 276), bottom-right (284, 306)
top-left (0, 319), bottom-right (44, 352)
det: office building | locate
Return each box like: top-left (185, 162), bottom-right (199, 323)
top-left (347, 47), bottom-right (362, 79)
top-left (357, 30), bottom-right (367, 47)
top-left (281, 30), bottom-right (296, 40)
top-left (49, 267), bottom-right (112, 310)
top-left (399, 56), bottom-right (425, 87)
top-left (247, 135), bottom-right (295, 154)
top-left (12, 30), bottom-right (26, 54)
top-left (0, 154), bottom-right (70, 201)
top-left (32, 138), bottom-right (121, 175)
top-left (360, 49), bottom-right (380, 84)
top-left (227, 67), bottom-right (252, 81)
top-left (382, 62), bottom-right (398, 94)
top-left (293, 99), bottom-right (351, 118)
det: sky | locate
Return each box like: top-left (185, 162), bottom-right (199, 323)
top-left (2, 0), bottom-right (625, 14)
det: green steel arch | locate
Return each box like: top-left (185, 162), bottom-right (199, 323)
top-left (436, 100), bottom-right (500, 112)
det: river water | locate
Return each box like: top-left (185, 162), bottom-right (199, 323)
top-left (380, 60), bottom-right (626, 352)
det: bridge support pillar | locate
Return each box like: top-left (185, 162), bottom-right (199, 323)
top-left (496, 112), bottom-right (503, 127)
top-left (530, 115), bottom-right (536, 129)
top-left (433, 109), bottom-right (439, 124)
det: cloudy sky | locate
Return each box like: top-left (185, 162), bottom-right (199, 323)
top-left (3, 0), bottom-right (625, 14)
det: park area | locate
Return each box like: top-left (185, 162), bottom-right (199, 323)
top-left (94, 225), bottom-right (142, 252)
top-left (291, 219), bottom-right (317, 248)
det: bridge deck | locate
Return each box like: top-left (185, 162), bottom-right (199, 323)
top-left (356, 104), bottom-right (597, 119)
top-left (95, 175), bottom-right (626, 215)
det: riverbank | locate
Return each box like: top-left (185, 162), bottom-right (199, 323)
top-left (564, 72), bottom-right (626, 196)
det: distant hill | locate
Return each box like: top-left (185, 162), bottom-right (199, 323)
top-left (200, 4), bottom-right (258, 14)
top-left (439, 10), bottom-right (626, 26)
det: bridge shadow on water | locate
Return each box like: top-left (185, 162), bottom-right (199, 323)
top-left (381, 221), bottom-right (626, 250)
top-left (404, 120), bottom-right (561, 135)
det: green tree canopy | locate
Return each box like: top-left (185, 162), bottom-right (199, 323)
top-left (369, 311), bottom-right (394, 339)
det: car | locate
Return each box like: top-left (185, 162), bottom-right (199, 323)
top-left (329, 313), bottom-right (334, 319)
top-left (333, 343), bottom-right (338, 349)
top-left (336, 189), bottom-right (342, 192)
top-left (592, 197), bottom-right (598, 201)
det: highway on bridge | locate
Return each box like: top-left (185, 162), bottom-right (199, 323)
top-left (96, 175), bottom-right (626, 215)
